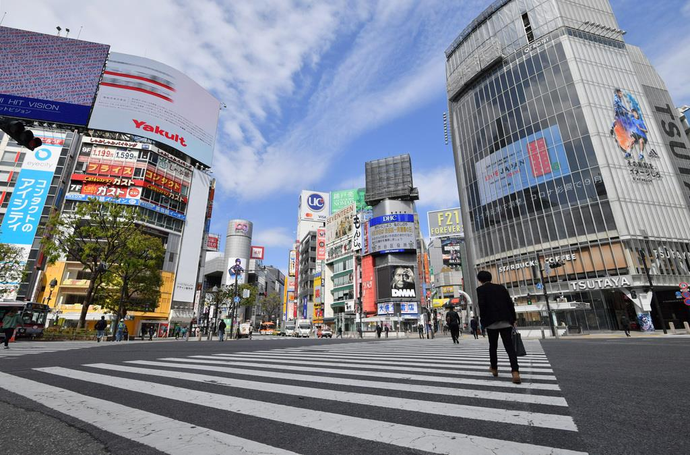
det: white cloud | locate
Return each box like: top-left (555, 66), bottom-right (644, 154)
top-left (252, 226), bottom-right (296, 249)
top-left (653, 38), bottom-right (690, 105)
top-left (414, 166), bottom-right (460, 210)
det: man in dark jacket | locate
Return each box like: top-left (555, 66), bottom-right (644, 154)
top-left (620, 315), bottom-right (631, 337)
top-left (445, 306), bottom-right (461, 344)
top-left (470, 317), bottom-right (479, 339)
top-left (218, 320), bottom-right (226, 342)
top-left (476, 270), bottom-right (521, 384)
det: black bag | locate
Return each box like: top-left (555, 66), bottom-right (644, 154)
top-left (512, 328), bottom-right (526, 357)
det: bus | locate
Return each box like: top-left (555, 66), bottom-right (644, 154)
top-left (259, 321), bottom-right (275, 335)
top-left (0, 301), bottom-right (51, 339)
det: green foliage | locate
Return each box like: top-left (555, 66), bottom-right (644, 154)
top-left (260, 292), bottom-right (283, 320)
top-left (0, 243), bottom-right (26, 299)
top-left (41, 199), bottom-right (142, 328)
top-left (238, 283), bottom-right (257, 307)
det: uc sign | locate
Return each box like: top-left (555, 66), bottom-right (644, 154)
top-left (307, 193), bottom-right (325, 211)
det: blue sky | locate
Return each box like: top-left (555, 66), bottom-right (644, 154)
top-left (3, 0), bottom-right (690, 274)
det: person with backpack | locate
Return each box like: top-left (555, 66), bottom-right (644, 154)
top-left (95, 316), bottom-right (107, 343)
top-left (445, 306), bottom-right (461, 344)
top-left (218, 320), bottom-right (226, 341)
top-left (115, 320), bottom-right (126, 342)
top-left (2, 309), bottom-right (23, 349)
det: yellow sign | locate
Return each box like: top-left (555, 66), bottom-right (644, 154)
top-left (441, 286), bottom-right (455, 295)
top-left (432, 299), bottom-right (448, 308)
top-left (427, 208), bottom-right (463, 238)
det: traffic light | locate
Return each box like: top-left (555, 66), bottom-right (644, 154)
top-left (0, 119), bottom-right (42, 150)
top-left (527, 293), bottom-right (532, 305)
top-left (630, 290), bottom-right (637, 299)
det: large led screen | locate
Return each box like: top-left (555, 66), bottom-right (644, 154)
top-left (88, 53), bottom-right (220, 166)
top-left (475, 124), bottom-right (571, 205)
top-left (0, 26), bottom-right (109, 125)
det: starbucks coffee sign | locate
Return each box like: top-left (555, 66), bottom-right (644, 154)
top-left (570, 275), bottom-right (632, 291)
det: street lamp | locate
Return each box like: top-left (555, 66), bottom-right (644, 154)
top-left (45, 277), bottom-right (58, 325)
top-left (536, 259), bottom-right (564, 337)
top-left (229, 261), bottom-right (244, 339)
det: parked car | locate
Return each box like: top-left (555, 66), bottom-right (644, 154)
top-left (319, 327), bottom-right (333, 338)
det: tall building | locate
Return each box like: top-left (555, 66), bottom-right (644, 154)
top-left (297, 230), bottom-right (318, 322)
top-left (446, 0), bottom-right (690, 332)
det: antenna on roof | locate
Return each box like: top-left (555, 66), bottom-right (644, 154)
top-left (0, 12), bottom-right (7, 26)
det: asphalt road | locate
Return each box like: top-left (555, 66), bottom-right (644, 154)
top-left (0, 334), bottom-right (686, 454)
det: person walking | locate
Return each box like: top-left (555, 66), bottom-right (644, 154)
top-left (218, 320), bottom-right (226, 342)
top-left (476, 270), bottom-right (521, 384)
top-left (470, 317), bottom-right (479, 340)
top-left (418, 322), bottom-right (424, 339)
top-left (375, 324), bottom-right (383, 339)
top-left (115, 320), bottom-right (126, 342)
top-left (148, 326), bottom-right (155, 341)
top-left (445, 306), bottom-right (461, 344)
top-left (384, 324), bottom-right (389, 338)
top-left (337, 326), bottom-right (343, 339)
top-left (2, 309), bottom-right (23, 349)
top-left (248, 325), bottom-right (253, 340)
top-left (181, 326), bottom-right (188, 340)
top-left (94, 316), bottom-right (107, 343)
top-left (620, 315), bottom-right (631, 337)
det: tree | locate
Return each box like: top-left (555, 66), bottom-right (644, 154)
top-left (238, 283), bottom-right (258, 307)
top-left (41, 199), bottom-right (140, 328)
top-left (0, 243), bottom-right (26, 299)
top-left (101, 231), bottom-right (165, 335)
top-left (260, 292), bottom-right (282, 322)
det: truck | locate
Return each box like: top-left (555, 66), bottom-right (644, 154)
top-left (294, 320), bottom-right (312, 338)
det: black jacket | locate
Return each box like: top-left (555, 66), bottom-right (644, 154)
top-left (218, 321), bottom-right (226, 332)
top-left (477, 282), bottom-right (517, 328)
top-left (446, 310), bottom-right (460, 326)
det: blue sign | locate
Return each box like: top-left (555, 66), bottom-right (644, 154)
top-left (64, 194), bottom-right (186, 220)
top-left (233, 296), bottom-right (240, 304)
top-left (0, 169), bottom-right (52, 245)
top-left (307, 193), bottom-right (325, 212)
top-left (369, 213), bottom-right (415, 227)
top-left (536, 282), bottom-right (544, 290)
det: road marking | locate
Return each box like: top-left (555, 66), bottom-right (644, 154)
top-left (127, 360), bottom-right (567, 406)
top-left (0, 371), bottom-right (298, 455)
top-left (208, 354), bottom-right (557, 379)
top-left (86, 362), bottom-right (575, 431)
top-left (172, 357), bottom-right (560, 391)
top-left (37, 367), bottom-right (587, 455)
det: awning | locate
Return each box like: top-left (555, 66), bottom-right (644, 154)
top-left (59, 312), bottom-right (114, 321)
top-left (169, 309), bottom-right (195, 323)
top-left (515, 302), bottom-right (591, 313)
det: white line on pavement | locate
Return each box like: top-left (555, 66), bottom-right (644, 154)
top-left (37, 367), bottom-right (587, 455)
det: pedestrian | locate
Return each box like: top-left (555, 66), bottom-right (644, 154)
top-left (418, 323), bottom-right (424, 339)
top-left (95, 316), bottom-right (107, 343)
top-left (248, 325), bottom-right (253, 340)
top-left (115, 320), bottom-right (125, 342)
top-left (476, 271), bottom-right (520, 384)
top-left (218, 320), bottom-right (226, 341)
top-left (620, 314), bottom-right (631, 337)
top-left (148, 326), bottom-right (155, 341)
top-left (470, 317), bottom-right (479, 339)
top-left (174, 325), bottom-right (180, 340)
top-left (384, 324), bottom-right (389, 338)
top-left (123, 325), bottom-right (129, 341)
top-left (375, 324), bottom-right (382, 338)
top-left (337, 326), bottom-right (343, 338)
top-left (1, 309), bottom-right (23, 349)
top-left (445, 306), bottom-right (461, 344)
top-left (181, 326), bottom-right (188, 340)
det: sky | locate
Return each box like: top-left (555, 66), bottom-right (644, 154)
top-left (2, 0), bottom-right (689, 274)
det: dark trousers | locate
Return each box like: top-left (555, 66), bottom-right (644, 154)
top-left (3, 328), bottom-right (14, 347)
top-left (472, 328), bottom-right (479, 339)
top-left (449, 324), bottom-right (460, 342)
top-left (623, 326), bottom-right (631, 336)
top-left (488, 327), bottom-right (519, 372)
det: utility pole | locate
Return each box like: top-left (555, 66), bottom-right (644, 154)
top-left (536, 259), bottom-right (564, 338)
top-left (638, 246), bottom-right (667, 334)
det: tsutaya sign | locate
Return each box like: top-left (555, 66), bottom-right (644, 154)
top-left (570, 275), bottom-right (632, 291)
top-left (498, 253), bottom-right (577, 273)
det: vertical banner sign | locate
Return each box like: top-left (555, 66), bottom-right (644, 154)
top-left (283, 277), bottom-right (288, 321)
top-left (352, 213), bottom-right (362, 251)
top-left (316, 228), bottom-right (326, 260)
top-left (0, 133), bottom-right (65, 299)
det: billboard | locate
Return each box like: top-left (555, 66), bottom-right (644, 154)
top-left (377, 302), bottom-right (418, 315)
top-left (361, 256), bottom-right (376, 314)
top-left (441, 237), bottom-right (462, 270)
top-left (88, 52), bottom-right (220, 166)
top-left (377, 266), bottom-right (417, 300)
top-left (226, 257), bottom-right (248, 286)
top-left (326, 203), bottom-right (355, 244)
top-left (207, 233), bottom-right (220, 251)
top-left (316, 228), bottom-right (326, 260)
top-left (0, 27), bottom-right (109, 125)
top-left (288, 250), bottom-right (297, 277)
top-left (427, 208), bottom-right (463, 238)
top-left (299, 190), bottom-right (330, 222)
top-left (475, 124), bottom-right (571, 205)
top-left (0, 132), bottom-right (65, 299)
top-left (367, 214), bottom-right (416, 254)
top-left (172, 169), bottom-right (211, 303)
top-left (250, 246), bottom-right (265, 260)
top-left (330, 188), bottom-right (368, 214)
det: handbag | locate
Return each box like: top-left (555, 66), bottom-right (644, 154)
top-left (512, 328), bottom-right (527, 357)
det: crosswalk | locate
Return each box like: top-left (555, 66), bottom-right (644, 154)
top-left (0, 340), bottom-right (106, 359)
top-left (0, 338), bottom-right (587, 454)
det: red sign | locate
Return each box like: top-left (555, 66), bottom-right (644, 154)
top-left (86, 162), bottom-right (135, 177)
top-left (527, 137), bottom-right (552, 177)
top-left (316, 228), bottom-right (326, 260)
top-left (361, 255), bottom-right (376, 315)
top-left (81, 184), bottom-right (141, 199)
top-left (206, 234), bottom-right (220, 251)
top-left (250, 246), bottom-right (265, 260)
top-left (145, 168), bottom-right (182, 193)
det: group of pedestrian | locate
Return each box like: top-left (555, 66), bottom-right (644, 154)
top-left (375, 324), bottom-right (390, 338)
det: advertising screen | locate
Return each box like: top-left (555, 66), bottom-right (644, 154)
top-left (475, 124), bottom-right (570, 205)
top-left (0, 27), bottom-right (109, 125)
top-left (367, 214), bottom-right (416, 254)
top-left (427, 208), bottom-right (463, 238)
top-left (441, 237), bottom-right (462, 270)
top-left (88, 52), bottom-right (220, 166)
top-left (377, 265), bottom-right (417, 299)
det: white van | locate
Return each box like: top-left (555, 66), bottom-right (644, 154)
top-left (284, 322), bottom-right (296, 337)
top-left (295, 321), bottom-right (311, 337)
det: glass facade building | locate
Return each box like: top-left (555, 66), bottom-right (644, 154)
top-left (447, 0), bottom-right (690, 332)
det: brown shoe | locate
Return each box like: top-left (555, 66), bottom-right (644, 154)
top-left (489, 367), bottom-right (498, 377)
top-left (512, 371), bottom-right (521, 384)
